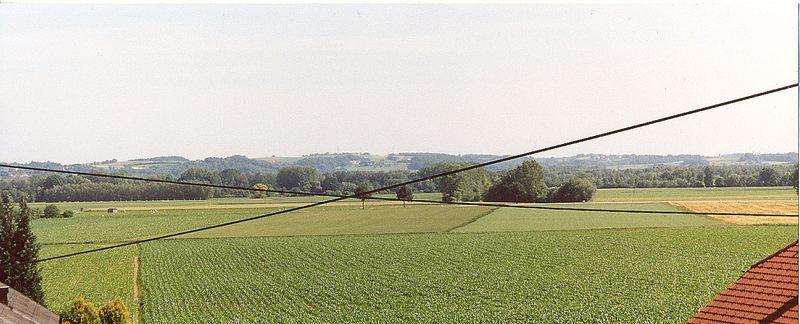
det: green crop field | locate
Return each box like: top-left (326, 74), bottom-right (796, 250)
top-left (39, 244), bottom-right (136, 316)
top-left (453, 202), bottom-right (720, 233)
top-left (27, 189), bottom-right (799, 321)
top-left (593, 186), bottom-right (797, 201)
top-left (184, 205), bottom-right (493, 238)
top-left (139, 226), bottom-right (797, 322)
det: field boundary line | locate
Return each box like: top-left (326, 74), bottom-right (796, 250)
top-left (445, 208), bottom-right (498, 232)
top-left (664, 202), bottom-right (726, 224)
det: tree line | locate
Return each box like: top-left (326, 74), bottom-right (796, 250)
top-left (0, 162), bottom-right (796, 203)
top-left (545, 164), bottom-right (798, 188)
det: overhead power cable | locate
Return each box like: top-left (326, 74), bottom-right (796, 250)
top-left (18, 83), bottom-right (799, 263)
top-left (1, 164), bottom-right (796, 217)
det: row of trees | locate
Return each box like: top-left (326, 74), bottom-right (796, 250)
top-left (545, 164), bottom-right (798, 189)
top-left (1, 163), bottom-right (796, 203)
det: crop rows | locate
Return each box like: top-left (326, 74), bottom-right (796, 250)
top-left (454, 202), bottom-right (719, 233)
top-left (139, 225), bottom-right (797, 323)
top-left (38, 244), bottom-right (136, 312)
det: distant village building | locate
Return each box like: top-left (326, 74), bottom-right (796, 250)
top-left (0, 282), bottom-right (59, 323)
top-left (688, 241), bottom-right (798, 323)
top-left (107, 208), bottom-right (118, 214)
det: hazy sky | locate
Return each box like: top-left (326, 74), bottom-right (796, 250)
top-left (1, 3), bottom-right (797, 164)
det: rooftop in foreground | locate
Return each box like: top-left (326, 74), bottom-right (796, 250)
top-left (688, 241), bottom-right (798, 323)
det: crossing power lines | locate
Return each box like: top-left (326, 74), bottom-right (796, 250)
top-left (1, 83), bottom-right (796, 263)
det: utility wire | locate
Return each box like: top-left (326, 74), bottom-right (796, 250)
top-left (23, 83), bottom-right (799, 263)
top-left (1, 164), bottom-right (796, 217)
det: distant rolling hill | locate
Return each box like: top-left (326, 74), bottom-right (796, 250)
top-left (1, 152), bottom-right (796, 178)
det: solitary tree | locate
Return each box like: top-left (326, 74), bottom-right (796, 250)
top-left (355, 183), bottom-right (372, 209)
top-left (395, 186), bottom-right (413, 208)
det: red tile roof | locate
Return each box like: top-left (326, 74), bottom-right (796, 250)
top-left (688, 241), bottom-right (799, 324)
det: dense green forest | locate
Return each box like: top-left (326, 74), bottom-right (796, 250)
top-left (0, 161), bottom-right (796, 203)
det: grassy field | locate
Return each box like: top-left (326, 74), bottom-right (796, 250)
top-left (32, 205), bottom-right (493, 244)
top-left (139, 226), bottom-right (797, 323)
top-left (28, 196), bottom-right (338, 210)
top-left (33, 208), bottom-right (280, 244)
top-left (453, 203), bottom-right (720, 233)
top-left (28, 192), bottom-right (443, 211)
top-left (593, 187), bottom-right (797, 202)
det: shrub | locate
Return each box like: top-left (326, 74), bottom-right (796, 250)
top-left (549, 178), bottom-right (597, 203)
top-left (62, 210), bottom-right (75, 218)
top-left (43, 204), bottom-right (60, 218)
top-left (62, 296), bottom-right (100, 324)
top-left (98, 296), bottom-right (131, 324)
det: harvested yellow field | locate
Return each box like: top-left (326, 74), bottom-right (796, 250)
top-left (594, 194), bottom-right (797, 202)
top-left (705, 216), bottom-right (797, 225)
top-left (670, 201), bottom-right (798, 225)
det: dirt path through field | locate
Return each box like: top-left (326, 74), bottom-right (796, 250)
top-left (133, 251), bottom-right (141, 324)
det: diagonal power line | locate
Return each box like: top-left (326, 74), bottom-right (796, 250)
top-left (19, 83), bottom-right (799, 263)
top-left (1, 164), bottom-right (796, 217)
